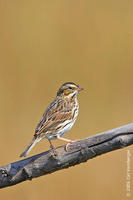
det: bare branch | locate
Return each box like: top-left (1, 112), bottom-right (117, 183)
top-left (0, 123), bottom-right (133, 189)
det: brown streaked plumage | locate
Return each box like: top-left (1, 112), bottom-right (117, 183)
top-left (20, 82), bottom-right (83, 157)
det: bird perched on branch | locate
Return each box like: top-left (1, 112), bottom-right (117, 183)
top-left (20, 82), bottom-right (83, 157)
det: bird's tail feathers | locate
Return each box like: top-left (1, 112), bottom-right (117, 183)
top-left (20, 137), bottom-right (38, 157)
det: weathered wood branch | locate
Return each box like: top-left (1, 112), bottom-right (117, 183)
top-left (0, 123), bottom-right (133, 189)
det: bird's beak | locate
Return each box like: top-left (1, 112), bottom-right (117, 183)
top-left (77, 86), bottom-right (84, 91)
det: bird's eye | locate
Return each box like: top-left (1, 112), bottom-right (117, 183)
top-left (69, 87), bottom-right (72, 90)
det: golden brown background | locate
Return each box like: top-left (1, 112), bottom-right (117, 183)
top-left (0, 0), bottom-right (133, 199)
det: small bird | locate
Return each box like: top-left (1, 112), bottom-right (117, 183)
top-left (20, 82), bottom-right (83, 157)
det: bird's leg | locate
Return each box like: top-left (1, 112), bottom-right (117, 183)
top-left (57, 136), bottom-right (75, 151)
top-left (57, 136), bottom-right (74, 143)
top-left (48, 139), bottom-right (55, 149)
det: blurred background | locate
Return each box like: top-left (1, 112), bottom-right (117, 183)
top-left (0, 0), bottom-right (133, 199)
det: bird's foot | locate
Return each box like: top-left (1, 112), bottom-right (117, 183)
top-left (50, 147), bottom-right (58, 159)
top-left (65, 140), bottom-right (77, 151)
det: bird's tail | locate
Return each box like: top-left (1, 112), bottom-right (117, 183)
top-left (20, 137), bottom-right (38, 157)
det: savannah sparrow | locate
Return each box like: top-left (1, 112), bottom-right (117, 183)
top-left (20, 82), bottom-right (83, 157)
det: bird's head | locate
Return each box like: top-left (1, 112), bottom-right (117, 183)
top-left (57, 82), bottom-right (83, 98)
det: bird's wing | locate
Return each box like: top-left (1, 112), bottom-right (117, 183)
top-left (34, 98), bottom-right (73, 137)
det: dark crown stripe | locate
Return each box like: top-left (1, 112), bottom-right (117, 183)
top-left (61, 82), bottom-right (79, 87)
